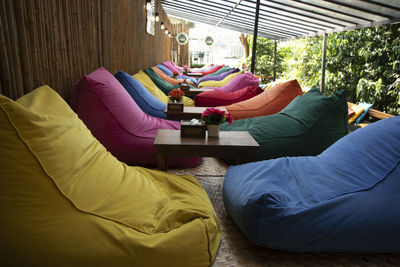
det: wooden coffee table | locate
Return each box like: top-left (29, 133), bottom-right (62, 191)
top-left (165, 106), bottom-right (227, 120)
top-left (153, 130), bottom-right (259, 171)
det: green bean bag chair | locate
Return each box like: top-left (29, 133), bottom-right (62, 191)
top-left (220, 86), bottom-right (348, 163)
top-left (0, 86), bottom-right (220, 266)
top-left (144, 68), bottom-right (179, 95)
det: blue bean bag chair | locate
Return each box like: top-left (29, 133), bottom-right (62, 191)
top-left (156, 64), bottom-right (173, 77)
top-left (114, 71), bottom-right (167, 119)
top-left (224, 116), bottom-right (400, 252)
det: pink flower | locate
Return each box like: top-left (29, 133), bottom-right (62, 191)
top-left (226, 112), bottom-right (233, 125)
top-left (201, 108), bottom-right (234, 125)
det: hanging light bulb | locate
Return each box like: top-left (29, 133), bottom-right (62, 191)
top-left (155, 12), bottom-right (159, 22)
top-left (168, 33), bottom-right (171, 38)
top-left (145, 0), bottom-right (151, 11)
top-left (160, 22), bottom-right (164, 30)
top-left (165, 28), bottom-right (168, 35)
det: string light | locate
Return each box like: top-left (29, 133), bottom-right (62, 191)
top-left (160, 22), bottom-right (164, 29)
top-left (165, 28), bottom-right (168, 35)
top-left (168, 33), bottom-right (171, 38)
top-left (155, 12), bottom-right (159, 22)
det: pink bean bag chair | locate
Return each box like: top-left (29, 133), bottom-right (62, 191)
top-left (210, 72), bottom-right (259, 92)
top-left (194, 86), bottom-right (263, 107)
top-left (223, 79), bottom-right (304, 120)
top-left (70, 67), bottom-right (201, 168)
top-left (161, 61), bottom-right (180, 75)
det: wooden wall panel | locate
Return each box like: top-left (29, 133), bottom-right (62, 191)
top-left (0, 0), bottom-right (187, 100)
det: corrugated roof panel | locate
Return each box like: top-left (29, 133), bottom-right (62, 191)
top-left (160, 0), bottom-right (400, 40)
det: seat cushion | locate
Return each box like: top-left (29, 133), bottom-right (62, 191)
top-left (194, 86), bottom-right (263, 107)
top-left (220, 86), bottom-right (348, 162)
top-left (224, 116), bottom-right (400, 252)
top-left (0, 86), bottom-right (220, 266)
top-left (114, 70), bottom-right (167, 119)
top-left (133, 70), bottom-right (194, 106)
top-left (70, 67), bottom-right (200, 167)
top-left (224, 79), bottom-right (303, 120)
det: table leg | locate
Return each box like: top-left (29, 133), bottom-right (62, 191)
top-left (157, 151), bottom-right (168, 171)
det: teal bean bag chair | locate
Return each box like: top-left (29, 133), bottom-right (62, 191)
top-left (220, 86), bottom-right (348, 163)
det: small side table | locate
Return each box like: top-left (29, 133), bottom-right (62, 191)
top-left (153, 130), bottom-right (260, 171)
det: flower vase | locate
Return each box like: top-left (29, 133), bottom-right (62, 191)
top-left (167, 99), bottom-right (184, 112)
top-left (207, 124), bottom-right (219, 137)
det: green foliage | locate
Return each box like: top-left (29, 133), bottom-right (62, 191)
top-left (243, 24), bottom-right (400, 114)
top-left (282, 24), bottom-right (400, 114)
top-left (246, 36), bottom-right (288, 82)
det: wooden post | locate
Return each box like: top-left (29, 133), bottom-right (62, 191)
top-left (273, 40), bottom-right (277, 81)
top-left (320, 32), bottom-right (327, 93)
top-left (250, 0), bottom-right (261, 74)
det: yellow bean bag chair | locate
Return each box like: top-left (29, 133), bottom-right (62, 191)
top-left (133, 71), bottom-right (194, 106)
top-left (0, 86), bottom-right (220, 266)
top-left (198, 70), bottom-right (243, 88)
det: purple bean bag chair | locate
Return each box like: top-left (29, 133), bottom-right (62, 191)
top-left (194, 86), bottom-right (263, 107)
top-left (197, 68), bottom-right (240, 84)
top-left (70, 67), bottom-right (201, 168)
top-left (210, 72), bottom-right (260, 92)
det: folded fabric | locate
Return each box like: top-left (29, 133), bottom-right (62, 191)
top-left (114, 70), bottom-right (167, 119)
top-left (133, 71), bottom-right (195, 106)
top-left (223, 80), bottom-right (303, 120)
top-left (144, 68), bottom-right (179, 95)
top-left (70, 67), bottom-right (200, 167)
top-left (220, 86), bottom-right (348, 163)
top-left (212, 72), bottom-right (259, 93)
top-left (0, 85), bottom-right (220, 266)
top-left (197, 68), bottom-right (239, 84)
top-left (348, 102), bottom-right (365, 124)
top-left (198, 71), bottom-right (243, 88)
top-left (194, 86), bottom-right (263, 107)
top-left (224, 116), bottom-right (400, 252)
top-left (355, 102), bottom-right (373, 123)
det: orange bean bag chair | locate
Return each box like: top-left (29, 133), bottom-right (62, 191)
top-left (222, 79), bottom-right (303, 120)
top-left (152, 66), bottom-right (195, 87)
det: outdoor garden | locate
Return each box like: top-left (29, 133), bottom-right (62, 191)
top-left (245, 23), bottom-right (400, 115)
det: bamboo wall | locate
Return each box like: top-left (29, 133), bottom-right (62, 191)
top-left (0, 0), bottom-right (188, 100)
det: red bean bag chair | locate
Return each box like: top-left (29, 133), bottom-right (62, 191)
top-left (70, 67), bottom-right (201, 168)
top-left (211, 72), bottom-right (259, 92)
top-left (223, 79), bottom-right (303, 120)
top-left (194, 86), bottom-right (263, 107)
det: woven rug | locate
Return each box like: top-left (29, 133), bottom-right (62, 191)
top-left (168, 158), bottom-right (400, 267)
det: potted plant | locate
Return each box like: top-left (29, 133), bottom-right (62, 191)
top-left (200, 108), bottom-right (233, 137)
top-left (178, 79), bottom-right (190, 92)
top-left (167, 89), bottom-right (185, 112)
